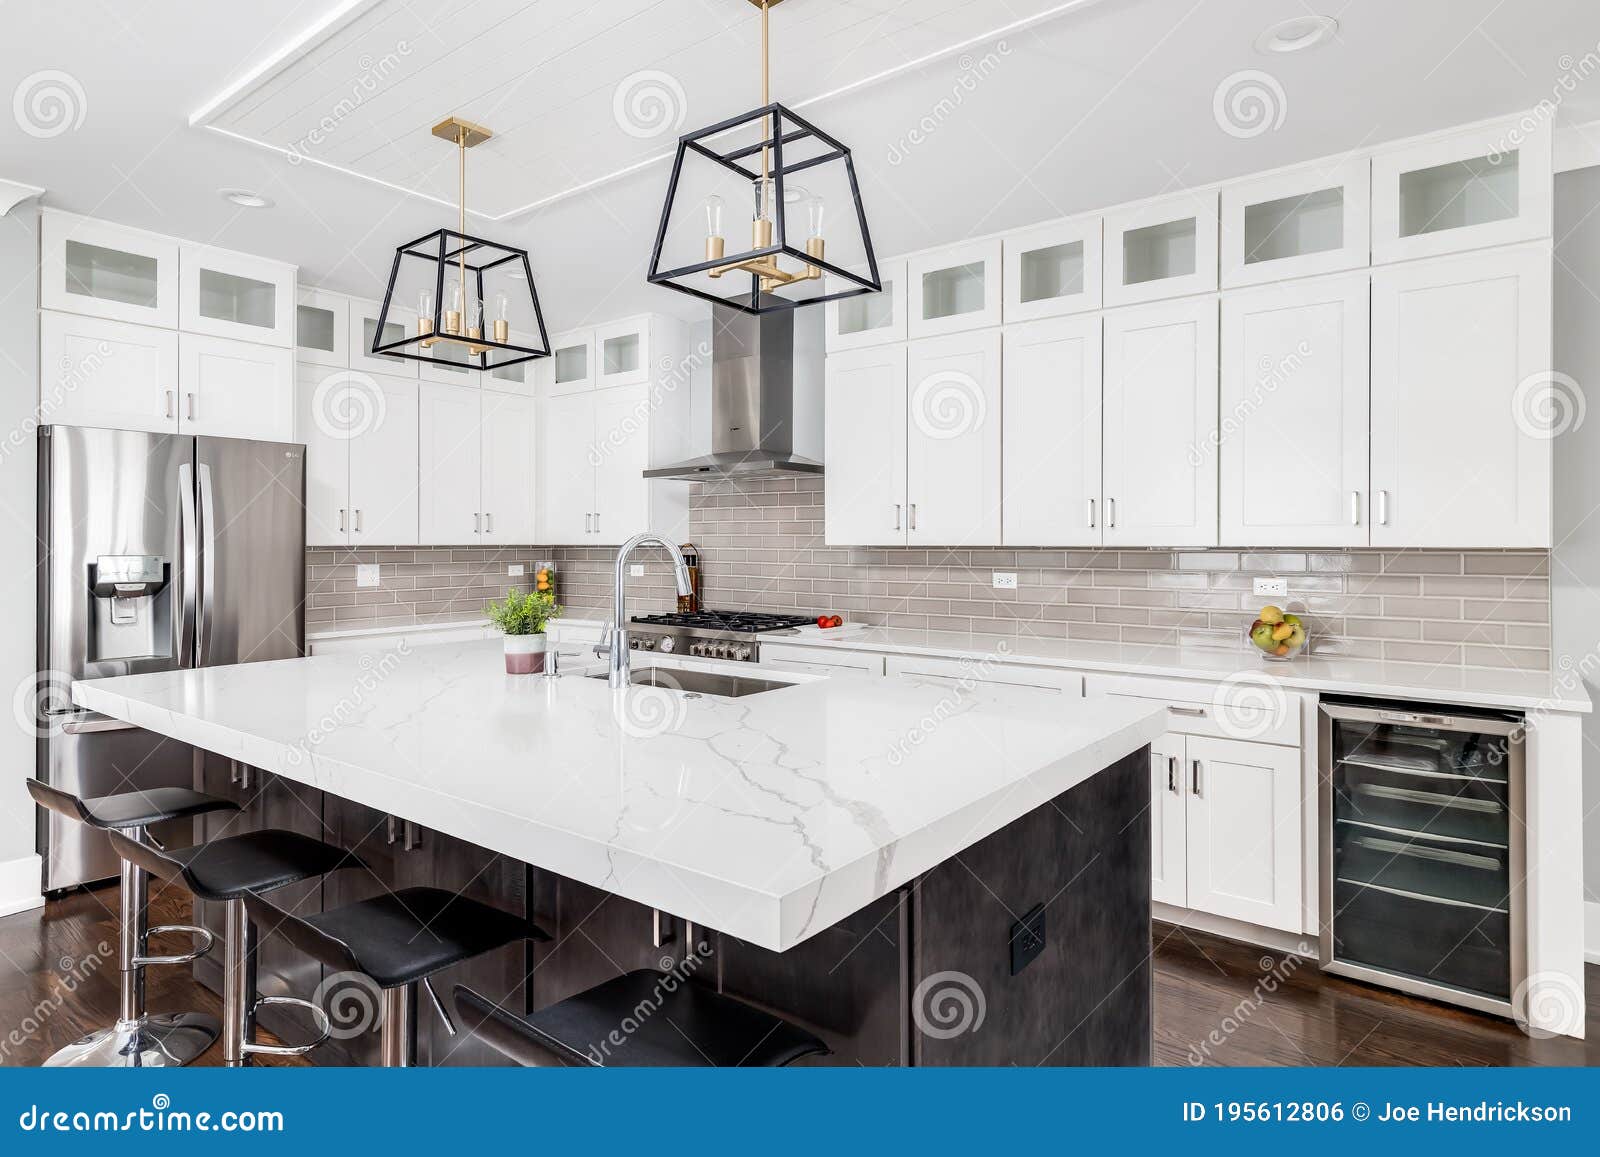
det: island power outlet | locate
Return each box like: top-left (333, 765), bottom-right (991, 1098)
top-left (1010, 904), bottom-right (1047, 975)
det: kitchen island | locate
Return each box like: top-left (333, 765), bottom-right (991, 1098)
top-left (74, 640), bottom-right (1167, 1066)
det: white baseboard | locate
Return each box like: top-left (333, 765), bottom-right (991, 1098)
top-left (1586, 901), bottom-right (1600, 966)
top-left (0, 854), bottom-right (43, 919)
top-left (1153, 902), bottom-right (1314, 958)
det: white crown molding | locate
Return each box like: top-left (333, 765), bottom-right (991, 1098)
top-left (1556, 118), bottom-right (1600, 173)
top-left (0, 178), bottom-right (45, 217)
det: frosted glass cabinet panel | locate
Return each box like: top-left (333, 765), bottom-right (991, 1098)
top-left (1371, 116), bottom-right (1551, 263)
top-left (1104, 192), bottom-right (1218, 307)
top-left (595, 317), bottom-right (650, 388)
top-left (907, 239), bottom-right (1002, 338)
top-left (295, 288), bottom-right (348, 367)
top-left (41, 210), bottom-right (179, 327)
top-left (179, 244), bottom-right (295, 346)
top-left (540, 329), bottom-right (595, 395)
top-left (825, 259), bottom-right (906, 351)
top-left (1220, 159), bottom-right (1370, 287)
top-left (1002, 216), bottom-right (1102, 322)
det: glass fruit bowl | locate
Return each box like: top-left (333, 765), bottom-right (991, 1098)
top-left (1247, 612), bottom-right (1307, 662)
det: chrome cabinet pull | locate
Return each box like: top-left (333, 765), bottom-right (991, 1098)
top-left (385, 815), bottom-right (399, 846)
top-left (909, 503), bottom-right (918, 531)
top-left (165, 390), bottom-right (175, 420)
top-left (473, 512), bottom-right (481, 534)
top-left (1087, 498), bottom-right (1096, 529)
top-left (354, 508), bottom-right (362, 534)
top-left (894, 503), bottom-right (901, 531)
top-left (1107, 497), bottom-right (1116, 528)
top-left (1166, 754), bottom-right (1178, 793)
top-left (338, 508), bottom-right (346, 534)
top-left (1191, 759), bottom-right (1202, 797)
top-left (186, 392), bottom-right (196, 422)
top-left (1377, 490), bottom-right (1389, 525)
top-left (1350, 491), bottom-right (1361, 526)
top-left (484, 512), bottom-right (493, 533)
top-left (1169, 705), bottom-right (1206, 717)
top-left (403, 820), bottom-right (422, 852)
top-left (593, 511), bottom-right (599, 535)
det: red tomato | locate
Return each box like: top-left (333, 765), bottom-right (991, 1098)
top-left (817, 615), bottom-right (830, 627)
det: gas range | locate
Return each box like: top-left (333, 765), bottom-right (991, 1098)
top-left (627, 610), bottom-right (817, 663)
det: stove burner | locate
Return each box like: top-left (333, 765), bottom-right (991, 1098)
top-left (631, 610), bottom-right (817, 634)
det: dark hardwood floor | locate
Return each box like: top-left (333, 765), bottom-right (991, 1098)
top-left (1, 888), bottom-right (1594, 1067)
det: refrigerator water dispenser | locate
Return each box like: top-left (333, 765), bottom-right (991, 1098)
top-left (87, 554), bottom-right (171, 661)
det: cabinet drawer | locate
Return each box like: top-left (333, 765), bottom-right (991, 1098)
top-left (1096, 679), bottom-right (1301, 746)
top-left (761, 643), bottom-right (883, 677)
top-left (885, 654), bottom-right (1082, 696)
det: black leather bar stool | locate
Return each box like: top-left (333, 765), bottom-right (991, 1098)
top-left (106, 828), bottom-right (353, 1066)
top-left (26, 779), bottom-right (239, 1067)
top-left (454, 973), bottom-right (828, 1066)
top-left (242, 887), bottom-right (549, 1066)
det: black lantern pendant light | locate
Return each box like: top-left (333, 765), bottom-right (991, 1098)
top-left (372, 117), bottom-right (551, 371)
top-left (647, 0), bottom-right (880, 314)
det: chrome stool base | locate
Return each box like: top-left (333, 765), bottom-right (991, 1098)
top-left (44, 1012), bottom-right (220, 1068)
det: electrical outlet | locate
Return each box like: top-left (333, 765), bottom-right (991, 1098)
top-left (355, 564), bottom-right (380, 589)
top-left (507, 563), bottom-right (525, 577)
top-left (630, 563), bottom-right (646, 577)
top-left (992, 572), bottom-right (1018, 590)
top-left (1253, 577), bottom-right (1288, 598)
top-left (1010, 904), bottom-right (1046, 976)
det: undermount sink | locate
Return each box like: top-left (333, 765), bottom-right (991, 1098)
top-left (586, 665), bottom-right (792, 698)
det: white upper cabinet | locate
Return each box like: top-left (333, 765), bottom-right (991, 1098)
top-left (417, 382), bottom-right (484, 544)
top-left (591, 384), bottom-right (654, 543)
top-left (825, 259), bottom-right (906, 351)
top-left (177, 334), bottom-right (294, 441)
top-left (536, 391), bottom-right (598, 544)
top-left (1103, 191), bottom-right (1219, 308)
top-left (484, 355), bottom-right (533, 397)
top-left (39, 311), bottom-right (179, 433)
top-left (594, 316), bottom-right (650, 388)
top-left (480, 389), bottom-right (537, 544)
top-left (824, 343), bottom-right (908, 545)
top-left (907, 239), bottom-right (1003, 339)
top-left (1220, 159), bottom-right (1370, 288)
top-left (349, 296), bottom-right (418, 377)
top-left (1002, 316), bottom-right (1103, 546)
top-left (540, 329), bottom-right (596, 396)
top-left (178, 244), bottom-right (295, 347)
top-left (295, 288), bottom-right (349, 367)
top-left (905, 330), bottom-right (1002, 546)
top-left (348, 374), bottom-right (420, 547)
top-left (1002, 216), bottom-right (1102, 322)
top-left (1219, 274), bottom-right (1369, 547)
top-left (1371, 116), bottom-right (1552, 264)
top-left (296, 369), bottom-right (350, 547)
top-left (41, 210), bottom-right (179, 328)
top-left (1101, 297), bottom-right (1219, 547)
top-left (1370, 245), bottom-right (1552, 549)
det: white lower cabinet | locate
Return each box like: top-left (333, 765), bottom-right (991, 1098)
top-left (534, 384), bottom-right (687, 545)
top-left (419, 384), bottom-right (537, 545)
top-left (177, 333), bottom-right (294, 441)
top-left (1149, 734), bottom-right (1189, 907)
top-left (297, 368), bottom-right (420, 547)
top-left (1101, 297), bottom-right (1219, 546)
top-left (40, 310), bottom-right (178, 433)
top-left (1370, 244), bottom-right (1552, 548)
top-left (1219, 274), bottom-right (1369, 546)
top-left (1002, 315), bottom-right (1103, 546)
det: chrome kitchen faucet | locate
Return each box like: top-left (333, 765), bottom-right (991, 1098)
top-left (598, 533), bottom-right (695, 689)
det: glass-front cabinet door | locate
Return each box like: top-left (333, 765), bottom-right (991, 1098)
top-left (41, 209), bottom-right (179, 328)
top-left (1371, 115), bottom-right (1552, 264)
top-left (825, 259), bottom-right (905, 351)
top-left (594, 316), bottom-right (650, 388)
top-left (1001, 215), bottom-right (1101, 322)
top-left (295, 288), bottom-right (349, 367)
top-left (907, 239), bottom-right (1002, 339)
top-left (538, 329), bottom-right (595, 396)
top-left (1220, 159), bottom-right (1370, 288)
top-left (350, 296), bottom-right (417, 377)
top-left (179, 244), bottom-right (295, 346)
top-left (1103, 191), bottom-right (1219, 308)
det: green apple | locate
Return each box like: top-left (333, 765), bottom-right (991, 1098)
top-left (1250, 623), bottom-right (1276, 650)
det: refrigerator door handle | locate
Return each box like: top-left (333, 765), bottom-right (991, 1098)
top-left (177, 462), bottom-right (198, 668)
top-left (197, 462), bottom-right (218, 666)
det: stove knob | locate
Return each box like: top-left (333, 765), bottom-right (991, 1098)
top-left (658, 636), bottom-right (675, 653)
top-left (641, 638), bottom-right (656, 651)
top-left (688, 642), bottom-right (704, 658)
top-left (733, 645), bottom-right (752, 662)
top-left (628, 637), bottom-right (640, 650)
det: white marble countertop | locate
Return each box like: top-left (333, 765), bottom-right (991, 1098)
top-left (761, 625), bottom-right (1592, 713)
top-left (74, 642), bottom-right (1167, 952)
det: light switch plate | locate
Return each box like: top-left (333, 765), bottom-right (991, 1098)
top-left (630, 563), bottom-right (646, 577)
top-left (1253, 577), bottom-right (1288, 597)
top-left (992, 572), bottom-right (1018, 590)
top-left (356, 564), bottom-right (380, 589)
top-left (508, 563), bottom-right (525, 576)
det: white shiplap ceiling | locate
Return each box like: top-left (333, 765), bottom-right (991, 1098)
top-left (193, 0), bottom-right (1094, 218)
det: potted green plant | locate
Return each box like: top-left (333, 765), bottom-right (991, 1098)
top-left (484, 588), bottom-right (561, 674)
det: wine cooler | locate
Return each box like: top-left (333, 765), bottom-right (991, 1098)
top-left (1319, 697), bottom-right (1525, 1019)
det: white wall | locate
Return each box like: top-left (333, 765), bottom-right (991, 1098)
top-left (0, 200), bottom-right (39, 873)
top-left (1551, 166), bottom-right (1600, 923)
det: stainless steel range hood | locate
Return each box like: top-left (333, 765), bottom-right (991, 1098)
top-left (644, 303), bottom-right (823, 479)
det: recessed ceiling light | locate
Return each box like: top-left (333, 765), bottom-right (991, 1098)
top-left (219, 187), bottom-right (273, 209)
top-left (1255, 15), bottom-right (1338, 54)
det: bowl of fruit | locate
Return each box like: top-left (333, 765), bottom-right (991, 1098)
top-left (1248, 605), bottom-right (1306, 661)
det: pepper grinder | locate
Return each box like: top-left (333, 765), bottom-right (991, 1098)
top-left (677, 543), bottom-right (702, 613)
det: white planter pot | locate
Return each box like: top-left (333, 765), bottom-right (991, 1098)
top-left (503, 633), bottom-right (547, 675)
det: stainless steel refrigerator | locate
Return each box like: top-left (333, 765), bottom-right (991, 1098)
top-left (36, 425), bottom-right (305, 891)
